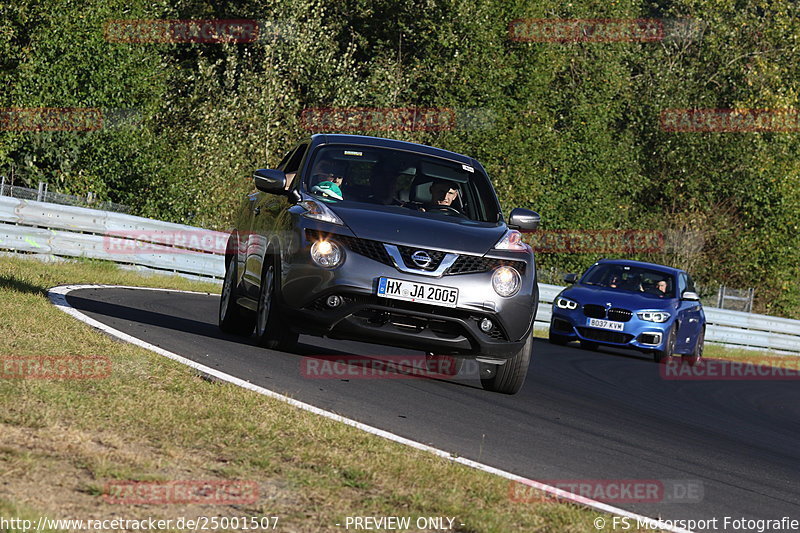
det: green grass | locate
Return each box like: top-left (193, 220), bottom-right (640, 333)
top-left (0, 255), bottom-right (642, 532)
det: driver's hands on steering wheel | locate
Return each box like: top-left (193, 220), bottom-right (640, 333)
top-left (424, 204), bottom-right (464, 216)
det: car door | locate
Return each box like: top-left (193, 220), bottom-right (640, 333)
top-left (674, 273), bottom-right (702, 351)
top-left (681, 274), bottom-right (704, 348)
top-left (245, 142), bottom-right (308, 299)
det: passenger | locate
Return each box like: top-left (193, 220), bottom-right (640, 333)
top-left (310, 181), bottom-right (343, 201)
top-left (310, 159), bottom-right (345, 190)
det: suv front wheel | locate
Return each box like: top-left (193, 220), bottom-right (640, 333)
top-left (480, 335), bottom-right (532, 395)
top-left (255, 260), bottom-right (298, 351)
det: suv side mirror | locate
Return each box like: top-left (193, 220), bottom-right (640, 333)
top-left (508, 208), bottom-right (540, 232)
top-left (682, 291), bottom-right (700, 301)
top-left (563, 273), bottom-right (579, 284)
top-left (253, 169), bottom-right (287, 194)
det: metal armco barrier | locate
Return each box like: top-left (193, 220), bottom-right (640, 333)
top-left (1, 196), bottom-right (798, 354)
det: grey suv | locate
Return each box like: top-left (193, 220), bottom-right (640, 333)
top-left (219, 134), bottom-right (540, 394)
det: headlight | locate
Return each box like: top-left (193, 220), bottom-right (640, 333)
top-left (491, 266), bottom-right (521, 297)
top-left (493, 229), bottom-right (527, 251)
top-left (637, 311), bottom-right (671, 323)
top-left (300, 199), bottom-right (344, 225)
top-left (555, 296), bottom-right (579, 310)
top-left (310, 240), bottom-right (344, 268)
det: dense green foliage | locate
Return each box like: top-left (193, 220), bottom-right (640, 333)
top-left (1, 0), bottom-right (798, 316)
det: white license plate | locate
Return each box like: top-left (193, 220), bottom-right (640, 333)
top-left (588, 318), bottom-right (624, 331)
top-left (377, 277), bottom-right (458, 307)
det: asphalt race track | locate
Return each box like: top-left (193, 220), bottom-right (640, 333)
top-left (63, 287), bottom-right (800, 531)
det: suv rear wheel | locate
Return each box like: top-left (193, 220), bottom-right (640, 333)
top-left (219, 257), bottom-right (256, 335)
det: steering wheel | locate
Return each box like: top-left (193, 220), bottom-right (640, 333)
top-left (427, 205), bottom-right (464, 216)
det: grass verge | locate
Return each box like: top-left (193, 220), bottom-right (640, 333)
top-left (0, 255), bottom-right (643, 533)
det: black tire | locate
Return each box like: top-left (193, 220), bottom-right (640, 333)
top-left (424, 354), bottom-right (464, 376)
top-left (653, 325), bottom-right (676, 364)
top-left (548, 330), bottom-right (569, 345)
top-left (682, 327), bottom-right (704, 366)
top-left (579, 339), bottom-right (599, 351)
top-left (480, 335), bottom-right (532, 395)
top-left (255, 259), bottom-right (298, 351)
top-left (219, 257), bottom-right (256, 335)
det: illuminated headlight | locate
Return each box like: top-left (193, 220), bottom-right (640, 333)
top-left (491, 266), bottom-right (521, 297)
top-left (638, 311), bottom-right (671, 323)
top-left (310, 240), bottom-right (344, 268)
top-left (555, 297), bottom-right (579, 310)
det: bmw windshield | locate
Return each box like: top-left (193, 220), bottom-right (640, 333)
top-left (581, 264), bottom-right (676, 298)
top-left (303, 145), bottom-right (501, 223)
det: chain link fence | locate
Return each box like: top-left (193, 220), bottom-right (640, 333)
top-left (0, 178), bottom-right (131, 214)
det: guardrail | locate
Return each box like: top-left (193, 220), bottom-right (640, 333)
top-left (0, 195), bottom-right (225, 281)
top-left (2, 196), bottom-right (799, 354)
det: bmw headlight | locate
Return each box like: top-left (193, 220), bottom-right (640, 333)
top-left (310, 240), bottom-right (344, 268)
top-left (555, 296), bottom-right (579, 310)
top-left (637, 311), bottom-right (671, 323)
top-left (491, 266), bottom-right (521, 297)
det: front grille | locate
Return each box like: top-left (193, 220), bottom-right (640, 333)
top-left (607, 308), bottom-right (633, 322)
top-left (448, 255), bottom-right (526, 275)
top-left (397, 245), bottom-right (446, 271)
top-left (577, 327), bottom-right (633, 344)
top-left (582, 304), bottom-right (607, 319)
top-left (306, 230), bottom-right (393, 266)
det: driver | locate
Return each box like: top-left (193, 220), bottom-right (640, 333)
top-left (426, 180), bottom-right (460, 210)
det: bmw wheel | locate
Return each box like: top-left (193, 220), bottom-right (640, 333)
top-left (653, 325), bottom-right (676, 364)
top-left (682, 327), bottom-right (704, 366)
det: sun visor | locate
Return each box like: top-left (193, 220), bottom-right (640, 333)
top-left (419, 160), bottom-right (470, 183)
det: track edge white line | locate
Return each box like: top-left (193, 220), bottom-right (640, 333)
top-left (47, 284), bottom-right (693, 533)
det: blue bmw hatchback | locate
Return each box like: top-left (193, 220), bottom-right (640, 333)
top-left (548, 259), bottom-right (705, 363)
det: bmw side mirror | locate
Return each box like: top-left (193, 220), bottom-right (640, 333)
top-left (508, 208), bottom-right (540, 232)
top-left (682, 291), bottom-right (700, 301)
top-left (253, 169), bottom-right (287, 194)
top-left (563, 273), bottom-right (578, 284)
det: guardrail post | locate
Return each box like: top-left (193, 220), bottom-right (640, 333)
top-left (0, 175), bottom-right (5, 196)
top-left (37, 181), bottom-right (44, 202)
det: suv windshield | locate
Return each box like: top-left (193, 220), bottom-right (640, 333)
top-left (303, 145), bottom-right (501, 223)
top-left (581, 264), bottom-right (676, 297)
